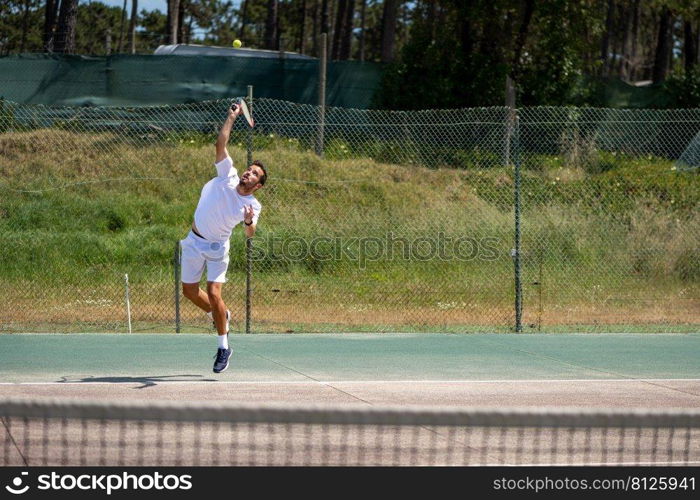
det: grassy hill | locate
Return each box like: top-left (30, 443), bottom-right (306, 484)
top-left (0, 129), bottom-right (698, 332)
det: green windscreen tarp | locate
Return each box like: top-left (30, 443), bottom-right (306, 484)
top-left (599, 78), bottom-right (673, 109)
top-left (0, 54), bottom-right (681, 110)
top-left (0, 54), bottom-right (382, 108)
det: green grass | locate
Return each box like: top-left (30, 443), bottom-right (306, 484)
top-left (0, 128), bottom-right (698, 333)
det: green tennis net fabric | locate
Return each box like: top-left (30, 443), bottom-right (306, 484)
top-left (2, 399), bottom-right (699, 466)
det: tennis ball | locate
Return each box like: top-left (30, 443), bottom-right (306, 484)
top-left (233, 39), bottom-right (242, 48)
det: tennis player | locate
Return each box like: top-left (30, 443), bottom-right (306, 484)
top-left (180, 103), bottom-right (266, 373)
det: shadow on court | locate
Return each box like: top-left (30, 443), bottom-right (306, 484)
top-left (56, 375), bottom-right (219, 389)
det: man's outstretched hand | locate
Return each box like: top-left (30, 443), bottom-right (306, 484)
top-left (229, 103), bottom-right (242, 118)
top-left (243, 205), bottom-right (255, 224)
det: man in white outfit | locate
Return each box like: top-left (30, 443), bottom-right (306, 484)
top-left (180, 103), bottom-right (266, 373)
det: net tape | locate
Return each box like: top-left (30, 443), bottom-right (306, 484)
top-left (2, 398), bottom-right (700, 427)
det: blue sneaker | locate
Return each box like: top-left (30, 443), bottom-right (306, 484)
top-left (213, 347), bottom-right (232, 373)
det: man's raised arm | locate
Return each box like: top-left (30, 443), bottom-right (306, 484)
top-left (216, 104), bottom-right (241, 163)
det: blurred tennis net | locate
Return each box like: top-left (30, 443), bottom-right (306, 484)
top-left (2, 398), bottom-right (699, 466)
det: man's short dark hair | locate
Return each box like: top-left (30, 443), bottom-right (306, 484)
top-left (252, 160), bottom-right (267, 186)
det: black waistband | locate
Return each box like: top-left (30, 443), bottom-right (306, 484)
top-left (191, 226), bottom-right (205, 239)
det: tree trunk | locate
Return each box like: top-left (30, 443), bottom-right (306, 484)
top-left (319, 0), bottom-right (330, 57)
top-left (380, 0), bottom-right (399, 62)
top-left (510, 0), bottom-right (535, 81)
top-left (105, 28), bottom-right (112, 55)
top-left (684, 21), bottom-right (697, 73)
top-left (264, 0), bottom-right (278, 50)
top-left (620, 2), bottom-right (633, 80)
top-left (167, 0), bottom-right (179, 45)
top-left (117, 0), bottom-right (127, 52)
top-left (238, 0), bottom-right (249, 39)
top-left (458, 5), bottom-right (473, 58)
top-left (426, 0), bottom-right (436, 41)
top-left (128, 0), bottom-right (138, 54)
top-left (332, 0), bottom-right (347, 60)
top-left (652, 6), bottom-right (672, 83)
top-left (298, 0), bottom-right (307, 54)
top-left (399, 0), bottom-right (409, 49)
top-left (600, 0), bottom-right (615, 77)
top-left (43, 0), bottom-right (58, 51)
top-left (276, 2), bottom-right (281, 50)
top-left (20, 0), bottom-right (32, 52)
top-left (478, 4), bottom-right (503, 69)
top-left (629, 0), bottom-right (640, 81)
top-left (339, 0), bottom-right (355, 60)
top-left (54, 0), bottom-right (79, 54)
top-left (614, 2), bottom-right (625, 77)
top-left (312, 0), bottom-right (320, 55)
top-left (321, 0), bottom-right (331, 35)
top-left (358, 0), bottom-right (366, 61)
top-left (328, 0), bottom-right (336, 48)
top-left (177, 0), bottom-right (186, 43)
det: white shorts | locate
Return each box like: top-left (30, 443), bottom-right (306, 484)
top-left (180, 231), bottom-right (230, 284)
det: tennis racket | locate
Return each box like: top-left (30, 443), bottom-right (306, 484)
top-left (234, 98), bottom-right (254, 128)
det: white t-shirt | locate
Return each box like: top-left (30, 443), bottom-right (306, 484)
top-left (193, 155), bottom-right (262, 242)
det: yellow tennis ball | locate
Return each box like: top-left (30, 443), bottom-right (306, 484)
top-left (233, 39), bottom-right (242, 48)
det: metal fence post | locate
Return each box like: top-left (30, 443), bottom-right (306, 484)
top-left (513, 112), bottom-right (523, 333)
top-left (246, 237), bottom-right (252, 334)
top-left (174, 241), bottom-right (181, 333)
top-left (246, 85), bottom-right (253, 166)
top-left (124, 273), bottom-right (132, 334)
top-left (246, 84), bottom-right (254, 334)
top-left (316, 32), bottom-right (327, 157)
top-left (505, 75), bottom-right (515, 167)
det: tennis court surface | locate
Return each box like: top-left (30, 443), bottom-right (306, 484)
top-left (1, 332), bottom-right (699, 465)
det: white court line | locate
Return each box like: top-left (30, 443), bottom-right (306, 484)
top-left (1, 378), bottom-right (700, 386)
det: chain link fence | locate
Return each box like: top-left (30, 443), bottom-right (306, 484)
top-left (0, 97), bottom-right (697, 333)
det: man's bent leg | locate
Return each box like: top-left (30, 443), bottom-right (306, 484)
top-left (182, 283), bottom-right (211, 312)
top-left (205, 247), bottom-right (232, 373)
top-left (208, 281), bottom-right (232, 373)
top-left (207, 281), bottom-right (229, 335)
